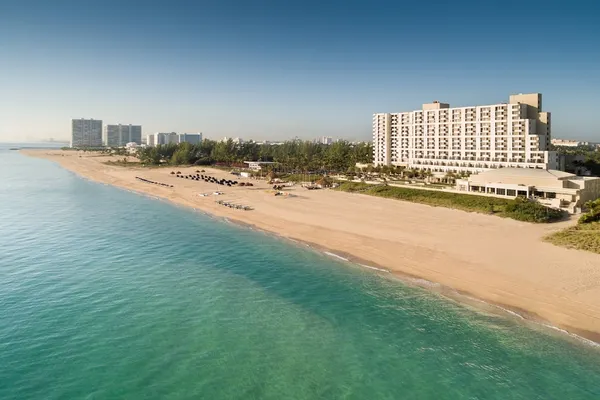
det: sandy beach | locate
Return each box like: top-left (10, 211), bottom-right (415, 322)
top-left (22, 149), bottom-right (600, 343)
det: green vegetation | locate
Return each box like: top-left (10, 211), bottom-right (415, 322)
top-left (546, 199), bottom-right (600, 254)
top-left (335, 182), bottom-right (565, 223)
top-left (62, 146), bottom-right (106, 151)
top-left (545, 222), bottom-right (600, 254)
top-left (104, 158), bottom-right (141, 167)
top-left (62, 146), bottom-right (130, 156)
top-left (554, 146), bottom-right (600, 176)
top-left (578, 199), bottom-right (600, 224)
top-left (135, 140), bottom-right (372, 172)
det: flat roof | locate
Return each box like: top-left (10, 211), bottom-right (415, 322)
top-left (473, 168), bottom-right (575, 180)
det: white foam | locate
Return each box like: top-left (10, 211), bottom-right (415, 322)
top-left (324, 252), bottom-right (349, 262)
top-left (460, 295), bottom-right (525, 320)
top-left (358, 263), bottom-right (389, 273)
top-left (406, 277), bottom-right (439, 287)
top-left (460, 296), bottom-right (600, 347)
top-left (495, 306), bottom-right (525, 320)
top-left (541, 324), bottom-right (600, 348)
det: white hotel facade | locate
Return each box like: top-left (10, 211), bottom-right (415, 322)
top-left (373, 93), bottom-right (558, 173)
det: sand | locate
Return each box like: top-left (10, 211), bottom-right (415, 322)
top-left (22, 150), bottom-right (600, 343)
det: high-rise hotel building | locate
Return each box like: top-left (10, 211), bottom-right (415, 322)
top-left (373, 93), bottom-right (558, 173)
top-left (104, 124), bottom-right (142, 147)
top-left (71, 118), bottom-right (103, 148)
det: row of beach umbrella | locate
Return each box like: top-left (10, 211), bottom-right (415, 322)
top-left (216, 200), bottom-right (252, 211)
top-left (136, 176), bottom-right (173, 188)
top-left (171, 171), bottom-right (255, 187)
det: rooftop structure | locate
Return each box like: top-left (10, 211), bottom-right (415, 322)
top-left (456, 168), bottom-right (600, 213)
top-left (244, 161), bottom-right (277, 171)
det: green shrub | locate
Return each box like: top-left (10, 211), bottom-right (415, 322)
top-left (579, 213), bottom-right (600, 224)
top-left (504, 197), bottom-right (564, 223)
top-left (578, 199), bottom-right (600, 224)
top-left (335, 182), bottom-right (564, 223)
top-left (545, 222), bottom-right (600, 254)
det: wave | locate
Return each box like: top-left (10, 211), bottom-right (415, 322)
top-left (358, 263), bottom-right (390, 273)
top-left (540, 323), bottom-right (600, 348)
top-left (405, 277), bottom-right (439, 287)
top-left (323, 252), bottom-right (349, 262)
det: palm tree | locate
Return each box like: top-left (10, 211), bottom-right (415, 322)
top-left (444, 172), bottom-right (456, 184)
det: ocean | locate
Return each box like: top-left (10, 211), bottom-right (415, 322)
top-left (1, 145), bottom-right (600, 399)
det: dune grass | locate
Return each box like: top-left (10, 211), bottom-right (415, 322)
top-left (544, 222), bottom-right (600, 254)
top-left (335, 181), bottom-right (565, 223)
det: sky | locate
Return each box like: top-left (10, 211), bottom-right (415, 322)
top-left (1, 0), bottom-right (599, 142)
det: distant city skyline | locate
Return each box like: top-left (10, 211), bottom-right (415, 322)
top-left (1, 0), bottom-right (600, 142)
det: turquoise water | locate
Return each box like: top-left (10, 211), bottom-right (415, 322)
top-left (1, 147), bottom-right (600, 400)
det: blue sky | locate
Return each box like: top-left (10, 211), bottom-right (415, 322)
top-left (1, 0), bottom-right (599, 142)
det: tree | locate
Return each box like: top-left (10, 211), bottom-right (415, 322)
top-left (171, 142), bottom-right (192, 165)
top-left (136, 139), bottom-right (373, 172)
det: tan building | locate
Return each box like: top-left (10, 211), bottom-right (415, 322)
top-left (551, 138), bottom-right (589, 147)
top-left (373, 93), bottom-right (558, 173)
top-left (456, 168), bottom-right (600, 213)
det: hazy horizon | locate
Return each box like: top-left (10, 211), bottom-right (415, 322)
top-left (1, 0), bottom-right (599, 142)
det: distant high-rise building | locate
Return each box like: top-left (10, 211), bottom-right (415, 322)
top-left (159, 132), bottom-right (178, 145)
top-left (177, 133), bottom-right (202, 144)
top-left (146, 134), bottom-right (155, 146)
top-left (551, 138), bottom-right (589, 148)
top-left (321, 136), bottom-right (333, 145)
top-left (104, 124), bottom-right (142, 147)
top-left (146, 132), bottom-right (178, 146)
top-left (71, 118), bottom-right (103, 148)
top-left (220, 137), bottom-right (243, 144)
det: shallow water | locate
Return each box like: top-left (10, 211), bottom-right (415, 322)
top-left (1, 147), bottom-right (599, 399)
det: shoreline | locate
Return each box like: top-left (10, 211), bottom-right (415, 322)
top-left (174, 210), bottom-right (600, 347)
top-left (21, 150), bottom-right (600, 345)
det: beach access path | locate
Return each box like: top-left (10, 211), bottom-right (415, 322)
top-left (23, 150), bottom-right (600, 343)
